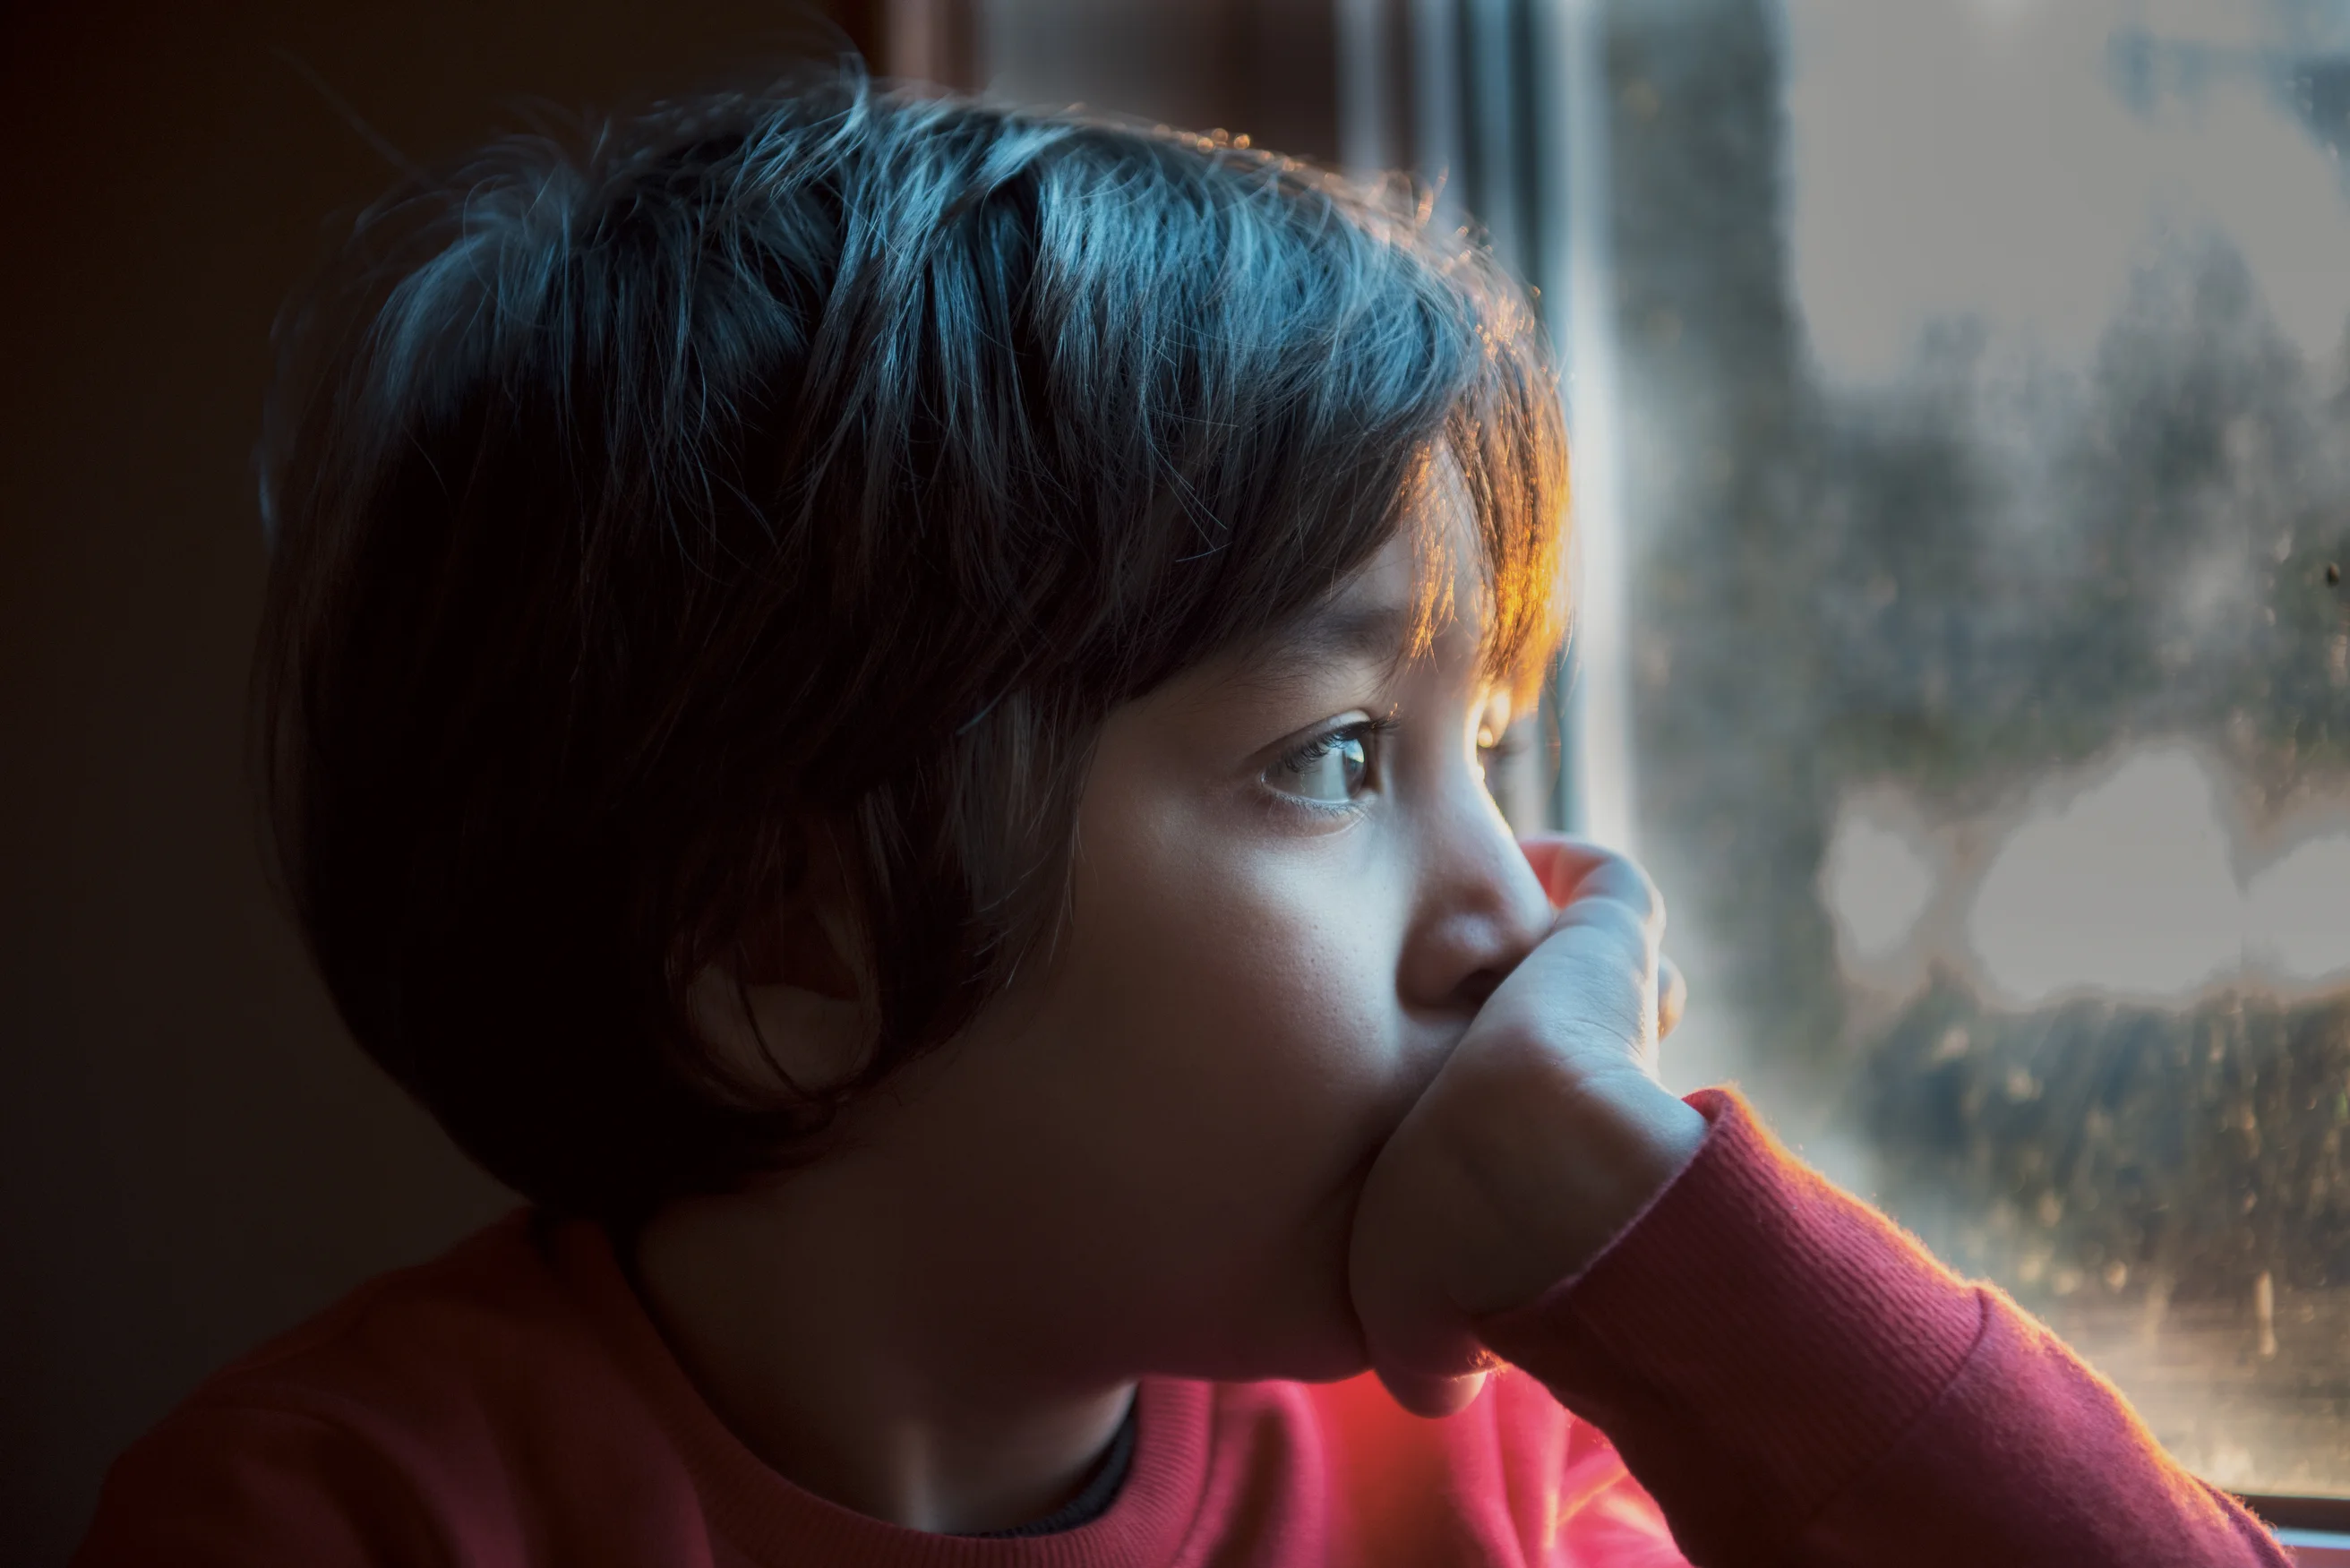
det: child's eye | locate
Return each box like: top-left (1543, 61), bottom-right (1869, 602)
top-left (1265, 719), bottom-right (1386, 806)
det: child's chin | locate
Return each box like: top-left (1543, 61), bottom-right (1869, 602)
top-left (1173, 1300), bottom-right (1374, 1386)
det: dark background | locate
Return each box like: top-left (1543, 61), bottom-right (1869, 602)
top-left (0, 4), bottom-right (1336, 1560)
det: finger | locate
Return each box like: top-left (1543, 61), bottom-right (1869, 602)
top-left (1520, 836), bottom-right (1662, 932)
top-left (1657, 954), bottom-right (1688, 1040)
top-left (1516, 835), bottom-right (1611, 904)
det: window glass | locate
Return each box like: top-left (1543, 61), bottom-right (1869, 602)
top-left (1609, 0), bottom-right (2350, 1495)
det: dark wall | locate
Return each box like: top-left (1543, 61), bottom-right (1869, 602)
top-left (982, 0), bottom-right (1340, 167)
top-left (0, 6), bottom-right (881, 1562)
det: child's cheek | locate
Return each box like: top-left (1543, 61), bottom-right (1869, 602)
top-left (1087, 821), bottom-right (1419, 1180)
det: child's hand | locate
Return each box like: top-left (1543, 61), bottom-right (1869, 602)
top-left (1348, 838), bottom-right (1709, 1418)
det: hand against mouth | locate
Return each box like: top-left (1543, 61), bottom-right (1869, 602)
top-left (1348, 837), bottom-right (1708, 1418)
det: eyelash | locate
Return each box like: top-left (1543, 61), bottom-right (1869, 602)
top-left (1268, 716), bottom-right (1396, 810)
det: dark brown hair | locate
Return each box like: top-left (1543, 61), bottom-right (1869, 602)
top-left (254, 66), bottom-right (1566, 1220)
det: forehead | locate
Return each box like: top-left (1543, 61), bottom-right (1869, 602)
top-left (1293, 454), bottom-right (1484, 647)
top-left (1207, 480), bottom-right (1490, 705)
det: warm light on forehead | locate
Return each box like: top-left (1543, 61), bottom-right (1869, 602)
top-left (1228, 438), bottom-right (1564, 707)
top-left (1403, 450), bottom-right (1562, 711)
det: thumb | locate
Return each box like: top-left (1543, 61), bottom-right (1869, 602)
top-left (1350, 1150), bottom-right (1501, 1419)
top-left (1357, 1247), bottom-right (1493, 1418)
top-left (1377, 1362), bottom-right (1490, 1419)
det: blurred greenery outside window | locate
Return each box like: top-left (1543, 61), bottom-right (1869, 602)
top-left (1596, 0), bottom-right (2350, 1498)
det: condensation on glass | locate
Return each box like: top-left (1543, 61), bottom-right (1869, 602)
top-left (1601, 0), bottom-right (2350, 1498)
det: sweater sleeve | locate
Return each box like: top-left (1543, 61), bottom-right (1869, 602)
top-left (1473, 1087), bottom-right (2291, 1568)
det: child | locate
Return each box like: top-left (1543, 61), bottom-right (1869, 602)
top-left (78, 70), bottom-right (2285, 1565)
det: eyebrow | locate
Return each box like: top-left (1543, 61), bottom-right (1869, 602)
top-left (1277, 600), bottom-right (1417, 668)
top-left (1223, 599), bottom-right (1419, 700)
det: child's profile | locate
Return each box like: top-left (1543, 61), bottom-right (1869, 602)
top-left (74, 62), bottom-right (2287, 1567)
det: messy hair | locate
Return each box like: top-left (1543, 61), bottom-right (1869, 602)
top-left (255, 65), bottom-right (1566, 1220)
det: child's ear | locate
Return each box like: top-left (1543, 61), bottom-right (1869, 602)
top-left (686, 835), bottom-right (872, 1097)
top-left (733, 900), bottom-right (861, 1001)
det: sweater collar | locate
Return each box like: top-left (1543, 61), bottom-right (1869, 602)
top-left (545, 1215), bottom-right (1215, 1567)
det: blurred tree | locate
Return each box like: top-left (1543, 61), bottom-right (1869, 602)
top-left (1604, 1), bottom-right (2350, 1453)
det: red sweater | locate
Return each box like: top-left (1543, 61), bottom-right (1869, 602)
top-left (75, 1090), bottom-right (2287, 1565)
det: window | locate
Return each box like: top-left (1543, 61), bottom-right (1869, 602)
top-left (1589, 0), bottom-right (2350, 1499)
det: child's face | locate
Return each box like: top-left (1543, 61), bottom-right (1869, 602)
top-left (832, 508), bottom-right (1560, 1388)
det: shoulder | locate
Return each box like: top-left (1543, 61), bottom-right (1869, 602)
top-left (74, 1401), bottom-right (450, 1566)
top-left (75, 1212), bottom-right (686, 1568)
top-left (159, 1210), bottom-right (620, 1454)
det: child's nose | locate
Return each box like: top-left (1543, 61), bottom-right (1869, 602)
top-left (1395, 788), bottom-right (1557, 1016)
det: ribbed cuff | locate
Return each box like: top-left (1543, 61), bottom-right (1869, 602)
top-left (1473, 1087), bottom-right (1985, 1563)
